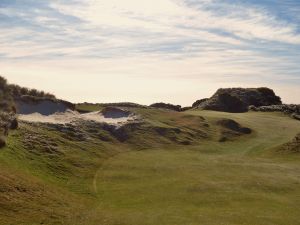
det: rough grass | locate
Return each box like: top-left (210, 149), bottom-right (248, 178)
top-left (1, 109), bottom-right (300, 224)
top-left (274, 133), bottom-right (300, 154)
top-left (0, 163), bottom-right (89, 225)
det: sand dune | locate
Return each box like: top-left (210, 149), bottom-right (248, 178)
top-left (19, 110), bottom-right (136, 125)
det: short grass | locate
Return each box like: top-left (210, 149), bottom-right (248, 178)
top-left (94, 149), bottom-right (300, 225)
top-left (76, 103), bottom-right (104, 112)
top-left (186, 110), bottom-right (300, 155)
top-left (1, 109), bottom-right (300, 224)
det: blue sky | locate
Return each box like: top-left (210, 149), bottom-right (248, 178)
top-left (1, 0), bottom-right (300, 105)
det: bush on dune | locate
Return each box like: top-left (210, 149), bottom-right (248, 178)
top-left (193, 87), bottom-right (282, 113)
top-left (150, 102), bottom-right (182, 111)
top-left (9, 84), bottom-right (56, 100)
top-left (0, 135), bottom-right (6, 148)
top-left (0, 115), bottom-right (18, 148)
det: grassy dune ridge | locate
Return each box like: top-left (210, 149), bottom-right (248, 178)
top-left (1, 108), bottom-right (300, 224)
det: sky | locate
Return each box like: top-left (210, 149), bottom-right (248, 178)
top-left (1, 0), bottom-right (300, 105)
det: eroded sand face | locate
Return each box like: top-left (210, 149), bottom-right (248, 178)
top-left (16, 99), bottom-right (71, 115)
top-left (19, 110), bottom-right (136, 125)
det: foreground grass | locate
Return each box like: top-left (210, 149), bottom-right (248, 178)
top-left (94, 149), bottom-right (300, 225)
top-left (1, 109), bottom-right (300, 224)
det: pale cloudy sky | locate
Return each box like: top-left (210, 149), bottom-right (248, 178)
top-left (1, 0), bottom-right (300, 105)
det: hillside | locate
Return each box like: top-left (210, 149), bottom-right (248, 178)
top-left (0, 76), bottom-right (74, 147)
top-left (1, 77), bottom-right (300, 225)
top-left (1, 106), bottom-right (300, 224)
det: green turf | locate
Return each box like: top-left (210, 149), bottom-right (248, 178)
top-left (76, 103), bottom-right (104, 112)
top-left (1, 109), bottom-right (300, 224)
top-left (93, 149), bottom-right (300, 225)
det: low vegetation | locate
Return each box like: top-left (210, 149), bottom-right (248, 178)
top-left (9, 84), bottom-right (55, 100)
top-left (194, 87), bottom-right (282, 112)
top-left (249, 104), bottom-right (300, 120)
top-left (277, 133), bottom-right (300, 153)
top-left (0, 76), bottom-right (15, 112)
top-left (192, 98), bottom-right (209, 108)
top-left (0, 76), bottom-right (55, 105)
top-left (150, 102), bottom-right (182, 111)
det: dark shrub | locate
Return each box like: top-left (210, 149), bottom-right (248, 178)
top-left (257, 87), bottom-right (275, 96)
top-left (101, 107), bottom-right (131, 118)
top-left (196, 87), bottom-right (281, 113)
top-left (150, 103), bottom-right (182, 111)
top-left (192, 98), bottom-right (209, 108)
top-left (10, 118), bottom-right (18, 130)
top-left (181, 106), bottom-right (193, 111)
top-left (0, 136), bottom-right (6, 148)
top-left (218, 93), bottom-right (247, 113)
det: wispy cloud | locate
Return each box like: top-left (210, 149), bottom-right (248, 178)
top-left (0, 0), bottom-right (300, 104)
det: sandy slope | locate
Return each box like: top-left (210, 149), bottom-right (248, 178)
top-left (18, 110), bottom-right (136, 125)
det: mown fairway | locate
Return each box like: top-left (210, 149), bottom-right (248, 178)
top-left (1, 110), bottom-right (300, 225)
top-left (91, 111), bottom-right (300, 225)
top-left (94, 149), bottom-right (300, 225)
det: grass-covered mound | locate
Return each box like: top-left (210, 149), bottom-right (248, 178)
top-left (216, 118), bottom-right (252, 142)
top-left (0, 75), bottom-right (74, 118)
top-left (194, 87), bottom-right (282, 113)
top-left (277, 133), bottom-right (300, 154)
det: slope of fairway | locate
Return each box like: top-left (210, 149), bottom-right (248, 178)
top-left (185, 110), bottom-right (300, 156)
top-left (90, 110), bottom-right (300, 225)
top-left (1, 109), bottom-right (300, 224)
top-left (94, 149), bottom-right (300, 225)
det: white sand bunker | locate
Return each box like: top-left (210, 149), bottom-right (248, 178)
top-left (19, 108), bottom-right (137, 125)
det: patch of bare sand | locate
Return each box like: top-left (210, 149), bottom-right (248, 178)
top-left (19, 110), bottom-right (137, 125)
